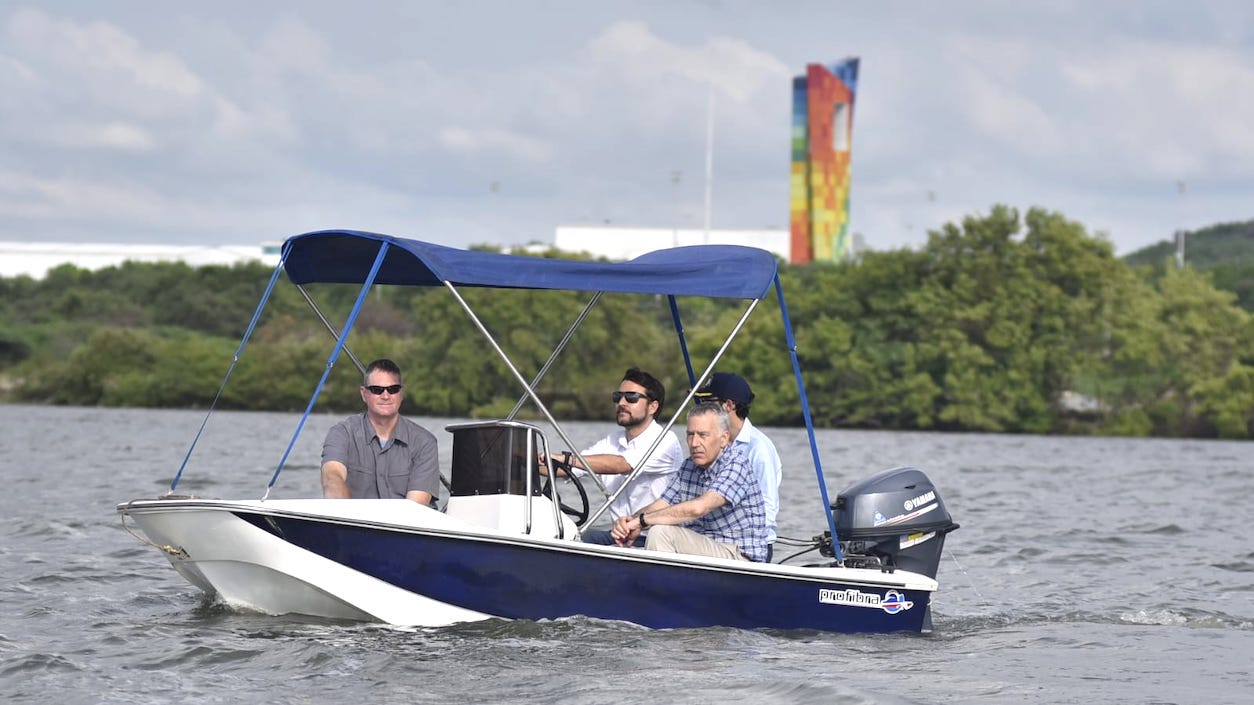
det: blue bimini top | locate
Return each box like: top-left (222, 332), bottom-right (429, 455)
top-left (281, 229), bottom-right (779, 300)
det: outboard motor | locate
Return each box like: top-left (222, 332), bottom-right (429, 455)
top-left (832, 466), bottom-right (958, 579)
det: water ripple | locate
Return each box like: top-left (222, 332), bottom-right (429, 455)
top-left (0, 652), bottom-right (82, 677)
top-left (5, 407), bottom-right (1254, 705)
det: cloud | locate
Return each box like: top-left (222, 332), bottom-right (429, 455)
top-left (0, 3), bottom-right (1249, 256)
top-left (0, 169), bottom-right (165, 221)
top-left (944, 35), bottom-right (1069, 159)
top-left (438, 127), bottom-right (552, 162)
top-left (57, 121), bottom-right (157, 151)
top-left (1060, 40), bottom-right (1254, 178)
top-left (6, 8), bottom-right (203, 109)
top-left (257, 16), bottom-right (332, 73)
top-left (585, 20), bottom-right (790, 104)
top-left (0, 10), bottom-right (797, 245)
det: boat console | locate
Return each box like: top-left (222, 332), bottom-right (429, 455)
top-left (443, 420), bottom-right (580, 539)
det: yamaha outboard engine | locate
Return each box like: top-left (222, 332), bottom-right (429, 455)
top-left (832, 466), bottom-right (958, 579)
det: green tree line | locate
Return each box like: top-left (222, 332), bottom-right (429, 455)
top-left (1124, 218), bottom-right (1254, 311)
top-left (2, 206), bottom-right (1251, 439)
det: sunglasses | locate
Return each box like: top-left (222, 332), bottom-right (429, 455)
top-left (365, 384), bottom-right (404, 395)
top-left (611, 391), bottom-right (650, 404)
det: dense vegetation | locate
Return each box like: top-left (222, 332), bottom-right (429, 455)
top-left (1124, 219), bottom-right (1254, 311)
top-left (2, 206), bottom-right (1251, 439)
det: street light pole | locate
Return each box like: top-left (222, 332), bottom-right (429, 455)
top-left (703, 85), bottom-right (714, 243)
top-left (1175, 180), bottom-right (1187, 269)
top-left (671, 170), bottom-right (682, 247)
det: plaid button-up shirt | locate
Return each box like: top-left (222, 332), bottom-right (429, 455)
top-left (660, 443), bottom-right (768, 561)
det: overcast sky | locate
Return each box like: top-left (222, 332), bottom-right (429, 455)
top-left (1, 1), bottom-right (1251, 255)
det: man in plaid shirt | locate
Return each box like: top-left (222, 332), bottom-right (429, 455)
top-left (610, 402), bottom-right (768, 562)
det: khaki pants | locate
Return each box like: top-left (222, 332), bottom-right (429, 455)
top-left (644, 524), bottom-right (747, 561)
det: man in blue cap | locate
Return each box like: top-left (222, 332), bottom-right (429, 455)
top-left (693, 372), bottom-right (782, 561)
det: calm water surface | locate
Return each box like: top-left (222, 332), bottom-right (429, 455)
top-left (1, 405), bottom-right (1251, 704)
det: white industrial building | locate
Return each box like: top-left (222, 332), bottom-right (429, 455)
top-left (553, 226), bottom-right (790, 262)
top-left (0, 241), bottom-right (282, 279)
top-left (2, 226), bottom-right (794, 281)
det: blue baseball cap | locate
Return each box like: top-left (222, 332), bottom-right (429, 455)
top-left (694, 372), bottom-right (755, 405)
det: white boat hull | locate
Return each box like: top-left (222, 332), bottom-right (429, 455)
top-left (120, 498), bottom-right (939, 632)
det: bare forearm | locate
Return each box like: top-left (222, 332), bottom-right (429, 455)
top-left (640, 492), bottom-right (723, 526)
top-left (577, 453), bottom-right (633, 475)
top-left (321, 462), bottom-right (351, 498)
top-left (612, 498), bottom-right (669, 545)
top-left (638, 502), bottom-right (698, 526)
top-left (405, 490), bottom-right (434, 506)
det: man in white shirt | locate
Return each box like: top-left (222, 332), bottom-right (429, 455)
top-left (548, 368), bottom-right (683, 545)
top-left (694, 372), bottom-right (783, 561)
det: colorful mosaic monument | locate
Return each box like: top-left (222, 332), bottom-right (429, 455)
top-left (790, 58), bottom-right (859, 264)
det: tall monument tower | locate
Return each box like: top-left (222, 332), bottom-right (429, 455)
top-left (790, 58), bottom-right (859, 264)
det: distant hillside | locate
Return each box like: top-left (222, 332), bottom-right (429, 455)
top-left (1124, 219), bottom-right (1254, 310)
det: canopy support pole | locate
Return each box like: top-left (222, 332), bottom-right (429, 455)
top-left (442, 281), bottom-right (611, 499)
top-left (264, 242), bottom-right (391, 498)
top-left (296, 284), bottom-right (366, 376)
top-left (168, 242), bottom-right (290, 493)
top-left (667, 295), bottom-right (697, 388)
top-left (774, 274), bottom-right (843, 561)
top-left (505, 291), bottom-right (604, 421)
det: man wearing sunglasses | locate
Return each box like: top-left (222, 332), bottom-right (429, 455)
top-left (320, 358), bottom-right (440, 506)
top-left (546, 368), bottom-right (683, 546)
top-left (693, 373), bottom-right (782, 561)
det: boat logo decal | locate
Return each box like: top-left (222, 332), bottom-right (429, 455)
top-left (872, 511), bottom-right (887, 527)
top-left (880, 502), bottom-right (938, 527)
top-left (903, 491), bottom-right (935, 511)
top-left (880, 590), bottom-right (914, 614)
top-left (818, 588), bottom-right (914, 614)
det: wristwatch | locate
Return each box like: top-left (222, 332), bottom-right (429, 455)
top-left (637, 512), bottom-right (648, 528)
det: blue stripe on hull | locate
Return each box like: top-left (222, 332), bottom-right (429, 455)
top-left (240, 513), bottom-right (929, 633)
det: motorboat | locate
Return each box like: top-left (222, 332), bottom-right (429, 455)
top-left (118, 230), bottom-right (958, 633)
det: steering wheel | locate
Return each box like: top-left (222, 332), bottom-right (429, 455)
top-left (541, 453), bottom-right (590, 526)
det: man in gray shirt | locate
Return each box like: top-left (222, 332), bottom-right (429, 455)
top-left (320, 358), bottom-right (440, 505)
